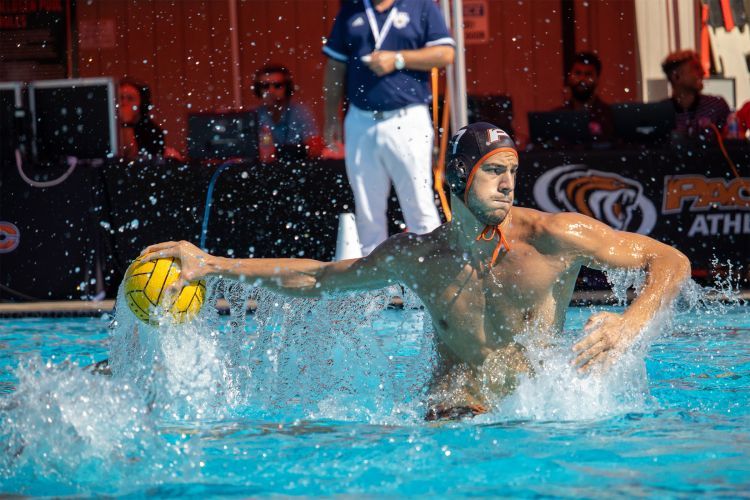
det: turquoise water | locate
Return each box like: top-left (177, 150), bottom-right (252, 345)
top-left (0, 292), bottom-right (748, 496)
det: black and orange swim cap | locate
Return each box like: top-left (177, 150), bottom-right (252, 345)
top-left (445, 122), bottom-right (517, 202)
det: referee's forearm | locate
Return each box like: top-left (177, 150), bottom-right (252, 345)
top-left (402, 46), bottom-right (454, 71)
top-left (323, 59), bottom-right (346, 119)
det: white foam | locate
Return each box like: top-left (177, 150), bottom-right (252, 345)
top-left (0, 356), bottom-right (195, 492)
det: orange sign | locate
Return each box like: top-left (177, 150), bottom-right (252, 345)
top-left (463, 0), bottom-right (489, 45)
top-left (663, 175), bottom-right (750, 213)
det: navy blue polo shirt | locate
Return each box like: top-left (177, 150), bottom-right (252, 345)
top-left (323, 0), bottom-right (454, 111)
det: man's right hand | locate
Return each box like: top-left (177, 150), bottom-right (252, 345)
top-left (140, 240), bottom-right (215, 293)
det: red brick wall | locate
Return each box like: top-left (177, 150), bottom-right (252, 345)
top-left (74, 0), bottom-right (638, 151)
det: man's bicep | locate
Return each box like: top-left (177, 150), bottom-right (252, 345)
top-left (585, 229), bottom-right (662, 271)
top-left (553, 213), bottom-right (655, 270)
top-left (318, 253), bottom-right (399, 292)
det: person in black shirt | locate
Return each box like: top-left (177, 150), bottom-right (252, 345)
top-left (557, 52), bottom-right (614, 144)
top-left (660, 50), bottom-right (730, 142)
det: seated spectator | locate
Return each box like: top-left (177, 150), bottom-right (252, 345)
top-left (118, 78), bottom-right (166, 160)
top-left (557, 52), bottom-right (614, 144)
top-left (660, 50), bottom-right (730, 142)
top-left (733, 100), bottom-right (750, 139)
top-left (252, 64), bottom-right (319, 157)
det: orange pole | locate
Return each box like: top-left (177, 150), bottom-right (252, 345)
top-left (434, 91), bottom-right (452, 221)
top-left (431, 68), bottom-right (439, 149)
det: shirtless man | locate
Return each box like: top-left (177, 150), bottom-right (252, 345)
top-left (140, 122), bottom-right (691, 420)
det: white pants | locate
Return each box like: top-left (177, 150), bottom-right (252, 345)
top-left (344, 103), bottom-right (441, 255)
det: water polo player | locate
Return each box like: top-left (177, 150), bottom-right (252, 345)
top-left (140, 122), bottom-right (691, 421)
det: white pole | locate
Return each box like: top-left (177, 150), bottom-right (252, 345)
top-left (228, 0), bottom-right (242, 109)
top-left (452, 0), bottom-right (468, 128)
top-left (440, 0), bottom-right (458, 134)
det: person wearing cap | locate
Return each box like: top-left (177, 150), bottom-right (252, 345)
top-left (660, 49), bottom-right (730, 142)
top-left (321, 0), bottom-right (455, 255)
top-left (140, 122), bottom-right (691, 421)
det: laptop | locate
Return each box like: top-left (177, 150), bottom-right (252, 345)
top-left (611, 101), bottom-right (675, 146)
top-left (528, 110), bottom-right (590, 147)
top-left (187, 111), bottom-right (259, 161)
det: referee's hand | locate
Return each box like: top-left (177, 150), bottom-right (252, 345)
top-left (366, 51), bottom-right (397, 76)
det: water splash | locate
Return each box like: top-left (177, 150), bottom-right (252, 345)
top-left (677, 258), bottom-right (746, 313)
top-left (0, 356), bottom-right (196, 495)
top-left (103, 268), bottom-right (739, 425)
top-left (494, 325), bottom-right (653, 422)
top-left (106, 278), bottom-right (434, 425)
top-left (2, 264), bottom-right (741, 489)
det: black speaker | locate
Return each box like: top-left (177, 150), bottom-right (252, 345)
top-left (0, 162), bottom-right (101, 300)
top-left (1, 83), bottom-right (23, 171)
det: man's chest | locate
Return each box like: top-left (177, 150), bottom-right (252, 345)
top-left (411, 248), bottom-right (567, 331)
top-left (343, 9), bottom-right (423, 52)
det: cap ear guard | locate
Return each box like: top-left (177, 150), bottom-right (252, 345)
top-left (445, 157), bottom-right (468, 196)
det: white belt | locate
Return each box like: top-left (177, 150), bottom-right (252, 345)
top-left (350, 103), bottom-right (424, 121)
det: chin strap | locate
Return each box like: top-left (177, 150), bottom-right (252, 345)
top-left (458, 146), bottom-right (518, 266)
top-left (476, 224), bottom-right (511, 267)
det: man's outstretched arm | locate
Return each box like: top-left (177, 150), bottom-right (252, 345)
top-left (139, 239), bottom-right (402, 299)
top-left (545, 212), bottom-right (691, 371)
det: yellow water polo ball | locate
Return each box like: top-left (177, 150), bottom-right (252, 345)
top-left (123, 257), bottom-right (206, 324)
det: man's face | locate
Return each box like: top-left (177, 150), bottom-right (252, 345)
top-left (118, 83), bottom-right (141, 125)
top-left (567, 62), bottom-right (599, 102)
top-left (672, 58), bottom-right (704, 93)
top-left (258, 72), bottom-right (289, 106)
top-left (466, 151), bottom-right (518, 226)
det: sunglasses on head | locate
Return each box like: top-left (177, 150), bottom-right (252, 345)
top-left (259, 82), bottom-right (285, 90)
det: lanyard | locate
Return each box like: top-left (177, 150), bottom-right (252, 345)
top-left (363, 0), bottom-right (398, 50)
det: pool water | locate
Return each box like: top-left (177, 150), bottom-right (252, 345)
top-left (0, 288), bottom-right (748, 496)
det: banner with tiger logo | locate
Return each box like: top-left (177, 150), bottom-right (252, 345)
top-left (532, 164), bottom-right (658, 235)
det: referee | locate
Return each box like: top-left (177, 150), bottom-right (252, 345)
top-left (322, 0), bottom-right (455, 255)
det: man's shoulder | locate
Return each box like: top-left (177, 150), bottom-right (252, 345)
top-left (516, 208), bottom-right (619, 258)
top-left (513, 206), bottom-right (552, 226)
top-left (333, 1), bottom-right (365, 19)
top-left (516, 207), bottom-right (595, 240)
top-left (408, 0), bottom-right (437, 10)
top-left (381, 228), bottom-right (441, 253)
top-left (700, 93), bottom-right (730, 110)
top-left (362, 230), bottom-right (443, 280)
top-left (700, 93), bottom-right (727, 104)
top-left (591, 96), bottom-right (612, 110)
top-left (289, 102), bottom-right (313, 116)
top-left (371, 226), bottom-right (447, 263)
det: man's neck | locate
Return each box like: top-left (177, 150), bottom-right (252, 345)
top-left (672, 88), bottom-right (698, 111)
top-left (267, 102), bottom-right (289, 123)
top-left (372, 0), bottom-right (396, 12)
top-left (570, 94), bottom-right (597, 110)
top-left (449, 194), bottom-right (511, 255)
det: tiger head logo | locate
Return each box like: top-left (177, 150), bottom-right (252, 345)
top-left (533, 164), bottom-right (657, 234)
top-left (0, 222), bottom-right (20, 254)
